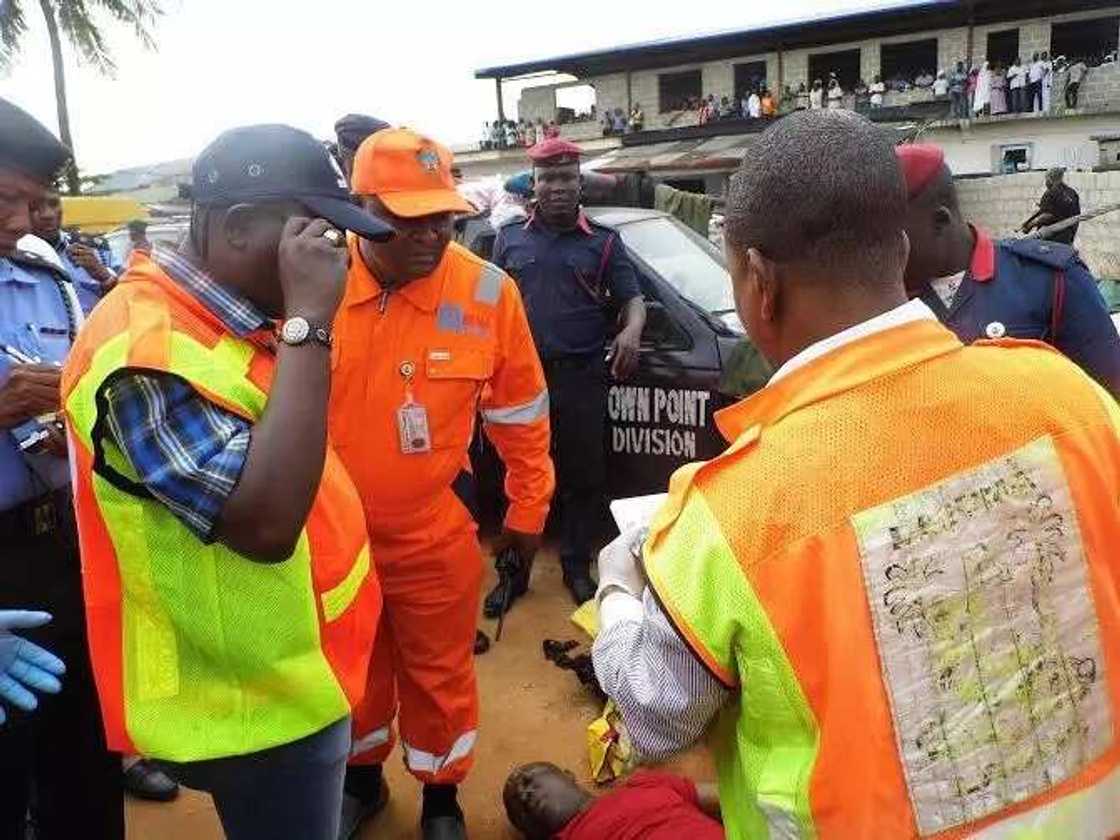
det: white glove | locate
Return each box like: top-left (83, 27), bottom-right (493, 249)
top-left (596, 526), bottom-right (648, 604)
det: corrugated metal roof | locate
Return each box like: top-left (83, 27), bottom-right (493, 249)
top-left (585, 134), bottom-right (759, 175)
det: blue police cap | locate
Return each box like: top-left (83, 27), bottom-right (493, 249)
top-left (0, 97), bottom-right (71, 182)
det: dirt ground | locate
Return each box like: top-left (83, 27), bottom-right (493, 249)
top-left (125, 547), bottom-right (714, 839)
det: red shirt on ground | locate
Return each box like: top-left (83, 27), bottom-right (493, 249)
top-left (556, 772), bottom-right (724, 840)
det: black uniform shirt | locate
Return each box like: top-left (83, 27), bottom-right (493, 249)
top-left (492, 211), bottom-right (641, 362)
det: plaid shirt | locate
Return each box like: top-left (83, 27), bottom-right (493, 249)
top-left (101, 246), bottom-right (268, 540)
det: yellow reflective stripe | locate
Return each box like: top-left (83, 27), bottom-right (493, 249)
top-left (643, 490), bottom-right (745, 686)
top-left (644, 488), bottom-right (820, 839)
top-left (168, 332), bottom-right (267, 417)
top-left (65, 332), bottom-right (132, 450)
top-left (320, 544), bottom-right (370, 622)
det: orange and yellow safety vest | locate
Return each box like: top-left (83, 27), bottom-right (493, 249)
top-left (62, 256), bottom-right (380, 762)
top-left (645, 319), bottom-right (1120, 839)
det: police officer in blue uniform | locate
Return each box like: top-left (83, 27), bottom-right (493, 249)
top-left (898, 144), bottom-right (1120, 395)
top-left (492, 137), bottom-right (646, 608)
top-left (0, 97), bottom-right (123, 839)
top-left (30, 189), bottom-right (120, 314)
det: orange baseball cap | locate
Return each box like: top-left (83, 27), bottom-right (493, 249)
top-left (351, 128), bottom-right (474, 218)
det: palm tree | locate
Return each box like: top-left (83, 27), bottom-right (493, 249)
top-left (1, 1), bottom-right (163, 193)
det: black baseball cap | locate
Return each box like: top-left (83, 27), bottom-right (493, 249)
top-left (335, 113), bottom-right (391, 155)
top-left (191, 124), bottom-right (393, 242)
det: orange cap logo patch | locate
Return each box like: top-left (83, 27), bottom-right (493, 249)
top-left (417, 148), bottom-right (440, 172)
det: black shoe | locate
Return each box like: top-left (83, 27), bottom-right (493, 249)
top-left (422, 814), bottom-right (467, 840)
top-left (338, 779), bottom-right (390, 840)
top-left (483, 565), bottom-right (530, 619)
top-left (561, 559), bottom-right (597, 605)
top-left (122, 759), bottom-right (179, 802)
top-left (473, 630), bottom-right (491, 655)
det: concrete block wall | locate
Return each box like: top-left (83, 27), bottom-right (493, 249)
top-left (784, 50), bottom-right (809, 91)
top-left (955, 170), bottom-right (1120, 278)
top-left (972, 8), bottom-right (1120, 65)
top-left (704, 61), bottom-right (735, 102)
top-left (590, 73), bottom-right (629, 119)
top-left (517, 86), bottom-right (557, 124)
top-left (1075, 62), bottom-right (1120, 113)
top-left (616, 52), bottom-right (781, 128)
top-left (1019, 21), bottom-right (1052, 62)
top-left (939, 27), bottom-right (970, 70)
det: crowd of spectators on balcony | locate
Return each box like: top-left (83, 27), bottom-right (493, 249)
top-left (478, 46), bottom-right (1114, 151)
top-left (480, 118), bottom-right (562, 151)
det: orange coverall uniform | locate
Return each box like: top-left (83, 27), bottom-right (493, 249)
top-left (330, 236), bottom-right (554, 784)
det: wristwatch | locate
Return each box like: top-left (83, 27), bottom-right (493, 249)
top-left (279, 316), bottom-right (332, 348)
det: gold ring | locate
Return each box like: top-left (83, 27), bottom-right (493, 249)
top-left (322, 228), bottom-right (343, 246)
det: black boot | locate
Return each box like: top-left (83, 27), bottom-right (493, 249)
top-left (561, 556), bottom-right (597, 605)
top-left (483, 557), bottom-right (531, 619)
top-left (338, 764), bottom-right (390, 839)
top-left (422, 784), bottom-right (466, 840)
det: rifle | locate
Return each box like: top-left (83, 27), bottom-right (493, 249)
top-left (493, 546), bottom-right (523, 642)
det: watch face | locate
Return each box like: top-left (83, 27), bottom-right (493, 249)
top-left (281, 317), bottom-right (310, 345)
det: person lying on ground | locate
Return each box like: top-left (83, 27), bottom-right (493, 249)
top-left (503, 762), bottom-right (722, 840)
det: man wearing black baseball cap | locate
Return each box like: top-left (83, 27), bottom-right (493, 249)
top-left (61, 124), bottom-right (391, 840)
top-left (334, 113), bottom-right (391, 182)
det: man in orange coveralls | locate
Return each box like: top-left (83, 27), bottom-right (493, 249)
top-left (329, 127), bottom-right (555, 840)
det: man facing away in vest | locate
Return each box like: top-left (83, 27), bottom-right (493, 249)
top-left (591, 109), bottom-right (1120, 839)
top-left (61, 125), bottom-right (390, 840)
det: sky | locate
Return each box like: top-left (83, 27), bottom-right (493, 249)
top-left (1, 0), bottom-right (888, 174)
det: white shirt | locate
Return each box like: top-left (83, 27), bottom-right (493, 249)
top-left (769, 299), bottom-right (938, 383)
top-left (928, 270), bottom-right (966, 309)
top-left (809, 88), bottom-right (824, 109)
top-left (934, 76), bottom-right (949, 95)
top-left (1009, 65), bottom-right (1025, 88)
top-left (1029, 61), bottom-right (1045, 83)
top-left (16, 234), bottom-right (64, 269)
top-left (1069, 62), bottom-right (1088, 84)
top-left (593, 297), bottom-right (942, 760)
top-left (747, 94), bottom-right (761, 118)
top-left (870, 82), bottom-right (886, 105)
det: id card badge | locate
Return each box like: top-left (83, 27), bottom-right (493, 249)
top-left (397, 400), bottom-right (432, 455)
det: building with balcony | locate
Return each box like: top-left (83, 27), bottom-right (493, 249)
top-left (461, 0), bottom-right (1120, 192)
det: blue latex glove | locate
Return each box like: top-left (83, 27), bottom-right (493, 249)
top-left (0, 611), bottom-right (66, 724)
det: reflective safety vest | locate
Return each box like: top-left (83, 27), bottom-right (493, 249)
top-left (61, 255), bottom-right (380, 762)
top-left (644, 319), bottom-right (1120, 839)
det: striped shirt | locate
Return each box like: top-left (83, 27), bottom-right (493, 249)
top-left (100, 247), bottom-right (268, 540)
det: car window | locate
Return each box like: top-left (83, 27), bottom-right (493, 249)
top-left (106, 223), bottom-right (188, 265)
top-left (617, 217), bottom-right (735, 316)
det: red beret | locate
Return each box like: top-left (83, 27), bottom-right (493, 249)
top-left (896, 143), bottom-right (945, 199)
top-left (528, 137), bottom-right (583, 165)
